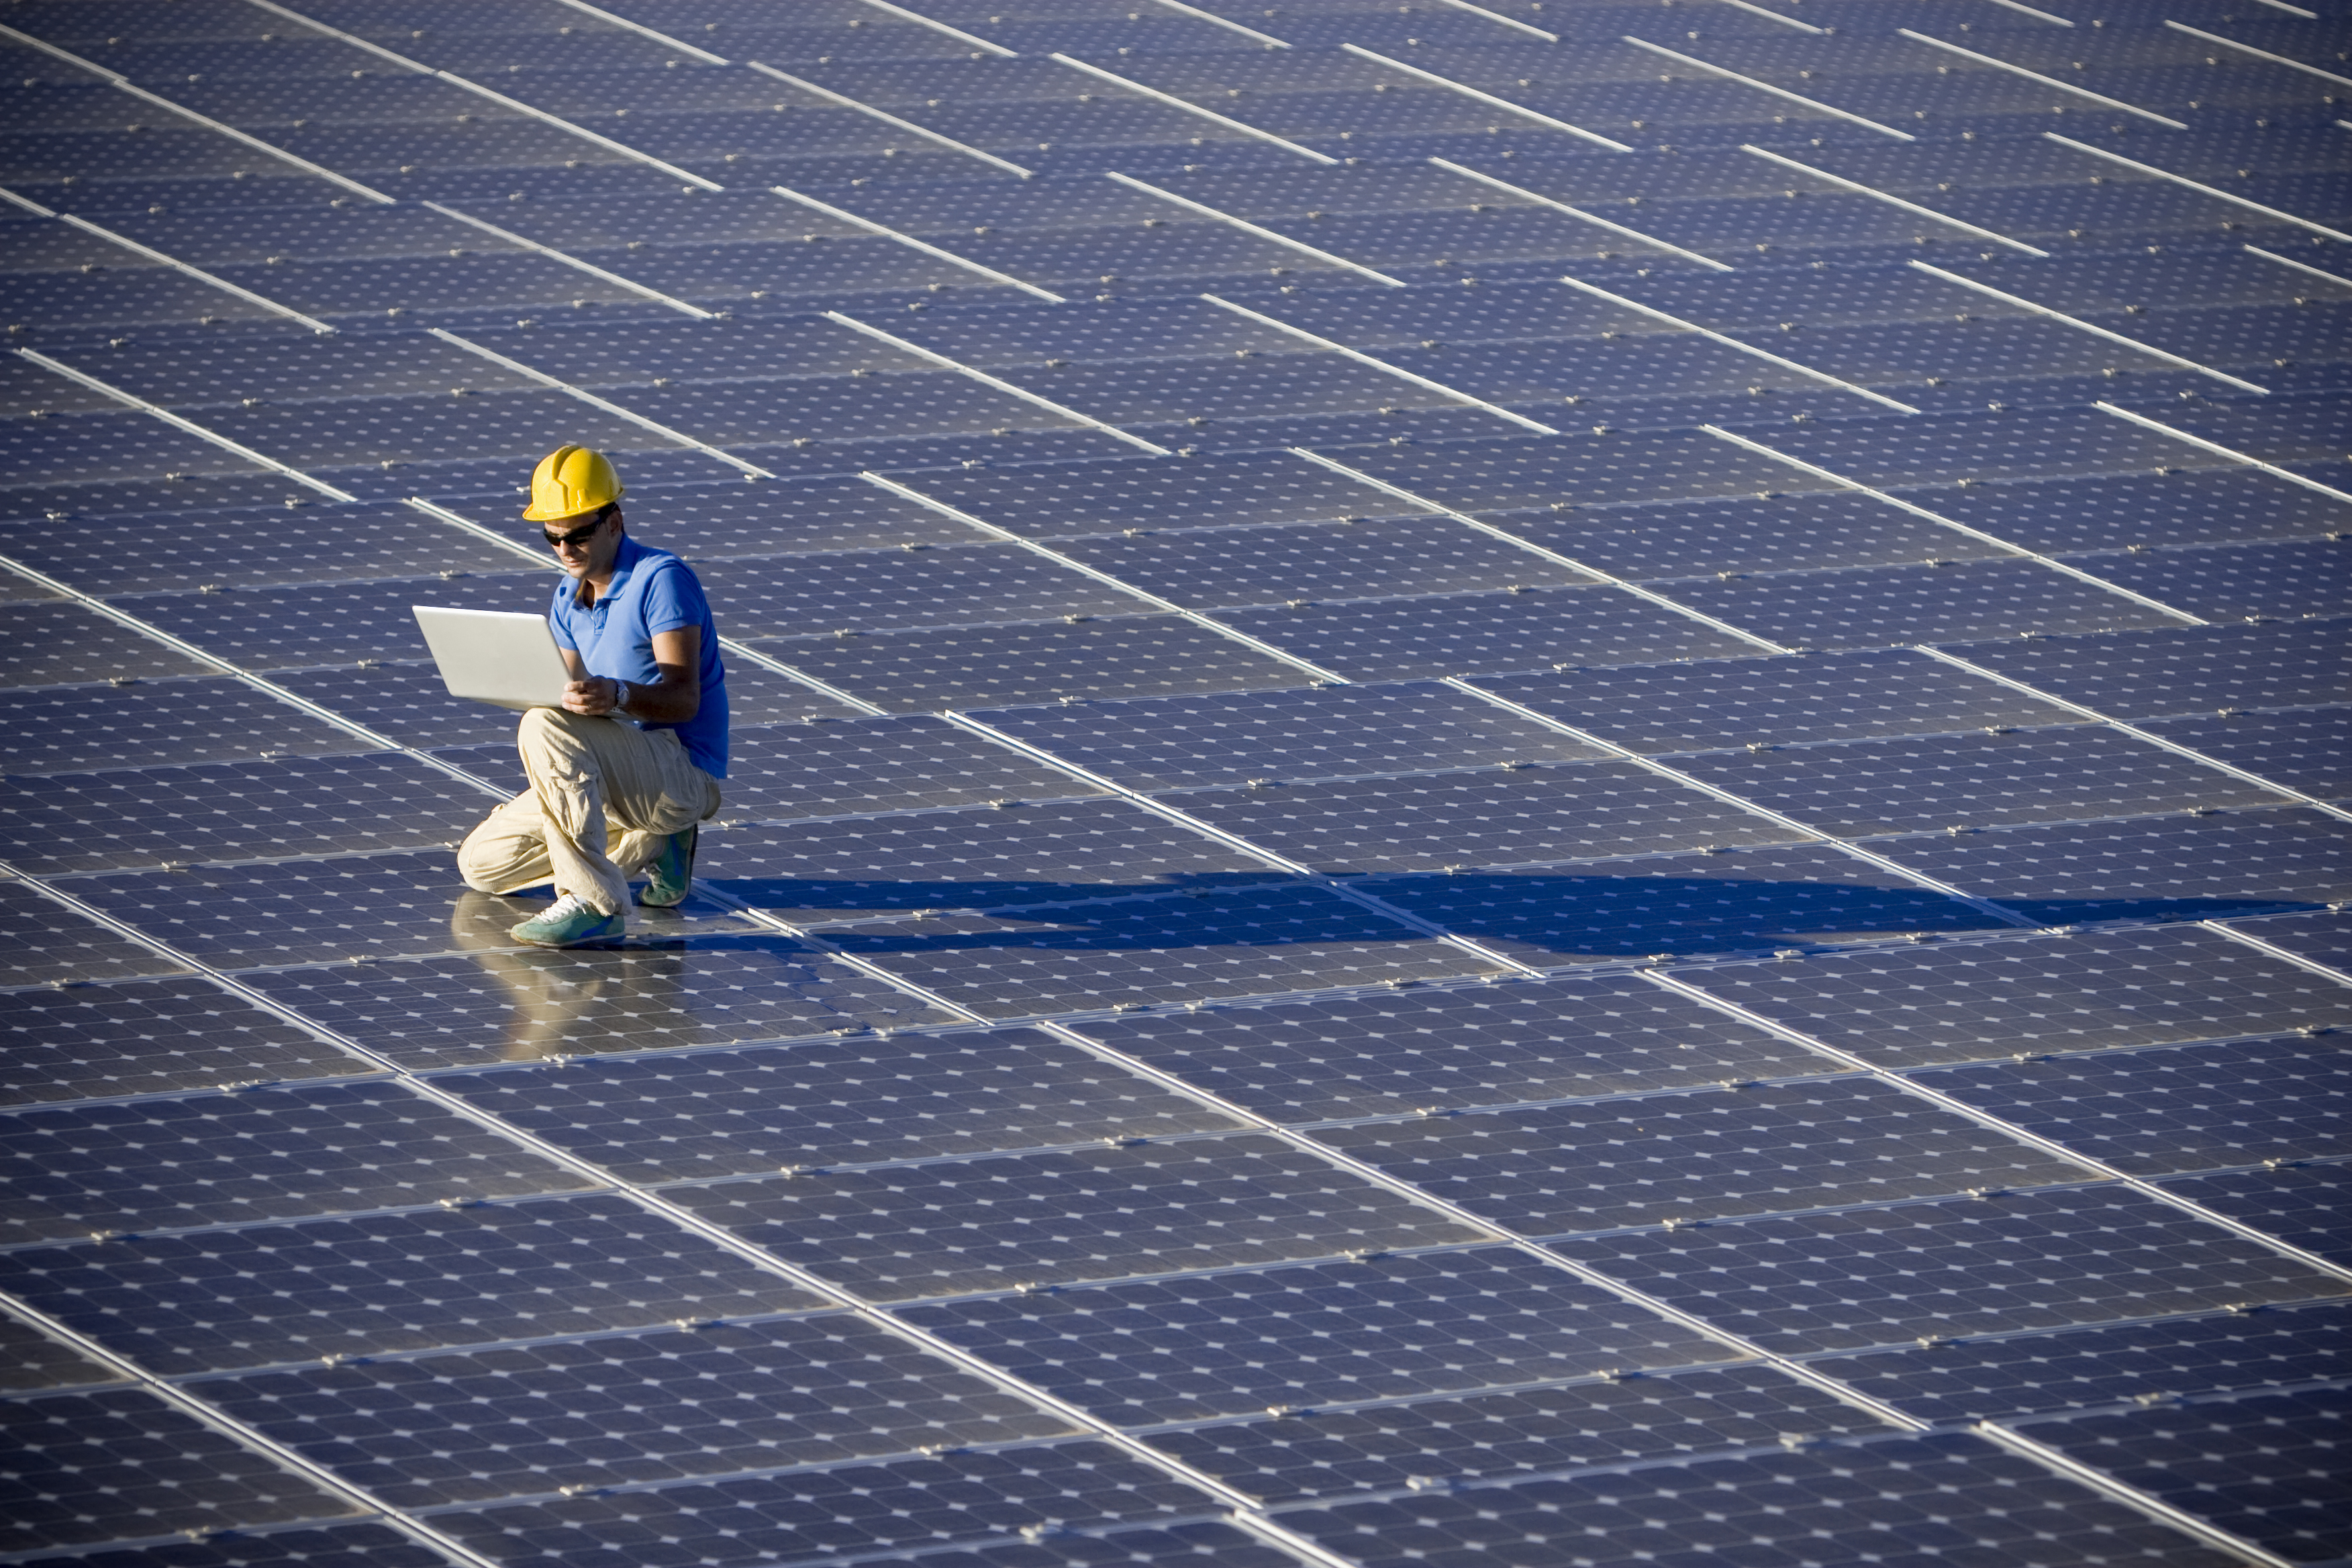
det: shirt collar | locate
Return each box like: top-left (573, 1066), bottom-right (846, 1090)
top-left (573, 534), bottom-right (648, 608)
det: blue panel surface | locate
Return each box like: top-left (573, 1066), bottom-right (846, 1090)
top-left (3, 4), bottom-right (2341, 1559)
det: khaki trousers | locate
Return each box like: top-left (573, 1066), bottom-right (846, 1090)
top-left (457, 708), bottom-right (722, 918)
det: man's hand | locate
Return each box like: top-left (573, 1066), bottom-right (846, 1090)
top-left (561, 676), bottom-right (624, 716)
top-left (551, 628), bottom-right (697, 724)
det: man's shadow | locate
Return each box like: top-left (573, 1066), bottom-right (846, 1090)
top-left (690, 867), bottom-right (2318, 961)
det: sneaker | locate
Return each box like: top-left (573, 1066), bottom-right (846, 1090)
top-left (509, 892), bottom-right (626, 948)
top-left (639, 826), bottom-right (697, 908)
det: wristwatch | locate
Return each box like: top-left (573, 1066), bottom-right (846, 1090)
top-left (611, 679), bottom-right (630, 714)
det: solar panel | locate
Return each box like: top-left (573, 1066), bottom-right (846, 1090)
top-left (4, 0), bottom-right (2351, 1561)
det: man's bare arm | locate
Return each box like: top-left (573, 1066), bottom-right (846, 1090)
top-left (560, 626), bottom-right (701, 722)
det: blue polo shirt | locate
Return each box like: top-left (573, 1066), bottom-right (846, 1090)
top-left (547, 535), bottom-right (728, 778)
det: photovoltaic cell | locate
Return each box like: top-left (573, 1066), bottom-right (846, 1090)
top-left (1914, 1036), bottom-right (2352, 1175)
top-left (750, 616), bottom-right (1310, 712)
top-left (1669, 924), bottom-right (2352, 1067)
top-left (201, 1318), bottom-right (1078, 1508)
top-left (5, 1193), bottom-right (829, 1375)
top-left (1220, 585), bottom-right (1762, 681)
top-left (0, 1387), bottom-right (358, 1555)
top-left (701, 797), bottom-right (1275, 922)
top-left (2014, 1387), bottom-right (2352, 1565)
top-left (2138, 707), bottom-right (2352, 801)
top-left (2222, 909), bottom-right (2352, 977)
top-left (1475, 648), bottom-right (2083, 754)
top-left (1271, 1430), bottom-right (2241, 1567)
top-left (1552, 1187), bottom-right (2349, 1355)
top-left (434, 1027), bottom-right (1244, 1181)
top-left (1359, 843), bottom-right (2013, 964)
top-left (1945, 620), bottom-right (2352, 720)
top-left (1810, 1297), bottom-right (2352, 1422)
top-left (1072, 973), bottom-right (1835, 1120)
top-left (0, 879), bottom-right (193, 988)
top-left (2157, 1161), bottom-right (2352, 1267)
top-left (1, 752), bottom-right (494, 875)
top-left (820, 883), bottom-right (1487, 1018)
top-left (428, 1440), bottom-right (1228, 1568)
top-left (1162, 762), bottom-right (1806, 875)
top-left (1871, 807), bottom-right (2352, 921)
top-left (1, 679), bottom-right (371, 775)
top-left (1662, 558), bottom-right (2188, 650)
top-left (0, 976), bottom-right (358, 1106)
top-left (1146, 1365), bottom-right (1885, 1502)
top-left (0, 1080), bottom-right (590, 1246)
top-left (237, 927), bottom-right (955, 1070)
top-left (901, 1247), bottom-right (1736, 1426)
top-left (1669, 726), bottom-right (2289, 839)
top-left (973, 681), bottom-right (1607, 791)
top-left (666, 1132), bottom-right (1489, 1301)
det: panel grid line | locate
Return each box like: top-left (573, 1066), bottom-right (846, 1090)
top-left (1700, 422), bottom-right (2216, 622)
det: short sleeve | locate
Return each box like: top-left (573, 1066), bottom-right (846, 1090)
top-left (640, 558), bottom-right (708, 637)
top-left (546, 580), bottom-right (578, 650)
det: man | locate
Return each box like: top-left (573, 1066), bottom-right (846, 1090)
top-left (456, 445), bottom-right (729, 948)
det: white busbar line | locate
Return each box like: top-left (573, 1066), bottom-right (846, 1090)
top-left (859, 471), bottom-right (1355, 684)
top-left (1152, 0), bottom-right (1291, 47)
top-left (1740, 144), bottom-right (2049, 256)
top-left (1622, 38), bottom-right (1916, 140)
top-left (2094, 400), bottom-right (2352, 507)
top-left (0, 21), bottom-right (399, 203)
top-left (422, 201), bottom-right (715, 317)
top-left (1340, 44), bottom-right (1634, 150)
top-left (3, 863), bottom-right (1367, 1568)
top-left (426, 328), bottom-right (778, 477)
top-left (1700, 422), bottom-right (2212, 624)
top-left (2244, 242), bottom-right (2352, 289)
top-left (0, 189), bottom-right (340, 333)
top-left (1055, 54), bottom-right (1339, 162)
top-left (58, 213), bottom-right (339, 332)
top-left (1916, 646), bottom-right (2352, 825)
top-left (0, 1291), bottom-right (510, 1568)
top-left (2047, 131), bottom-right (2352, 244)
top-left (1708, 0), bottom-right (1825, 33)
top-left (0, 548), bottom-right (449, 770)
top-left (244, 0), bottom-right (728, 190)
top-left (1975, 1422), bottom-right (2303, 1568)
top-left (2165, 18), bottom-right (2352, 88)
top-left (550, 0), bottom-right (732, 62)
top-left (769, 184), bottom-right (1065, 299)
top-left (16, 348), bottom-right (354, 498)
top-left (1430, 157), bottom-right (1732, 270)
top-left (1440, 0), bottom-right (1561, 40)
top-left (1450, 679), bottom-right (2043, 924)
top-left (1106, 170), bottom-right (1405, 285)
top-left (860, 0), bottom-right (1019, 56)
top-left (1556, 273), bottom-right (1923, 411)
top-left (1985, 0), bottom-right (2077, 25)
top-left (824, 310), bottom-right (1173, 453)
top-left (1287, 446), bottom-right (1796, 654)
top-left (747, 62), bottom-right (1036, 177)
top-left (1205, 293), bottom-right (1562, 434)
top-left (1898, 28), bottom-right (2190, 126)
top-left (1910, 260), bottom-right (2270, 393)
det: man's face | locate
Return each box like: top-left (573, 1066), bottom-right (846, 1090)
top-left (542, 505), bottom-right (622, 579)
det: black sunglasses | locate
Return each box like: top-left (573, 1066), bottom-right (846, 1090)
top-left (542, 513), bottom-right (611, 548)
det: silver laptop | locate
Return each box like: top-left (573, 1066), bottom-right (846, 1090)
top-left (411, 605), bottom-right (573, 711)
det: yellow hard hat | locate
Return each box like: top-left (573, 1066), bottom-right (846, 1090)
top-left (522, 445), bottom-right (624, 522)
